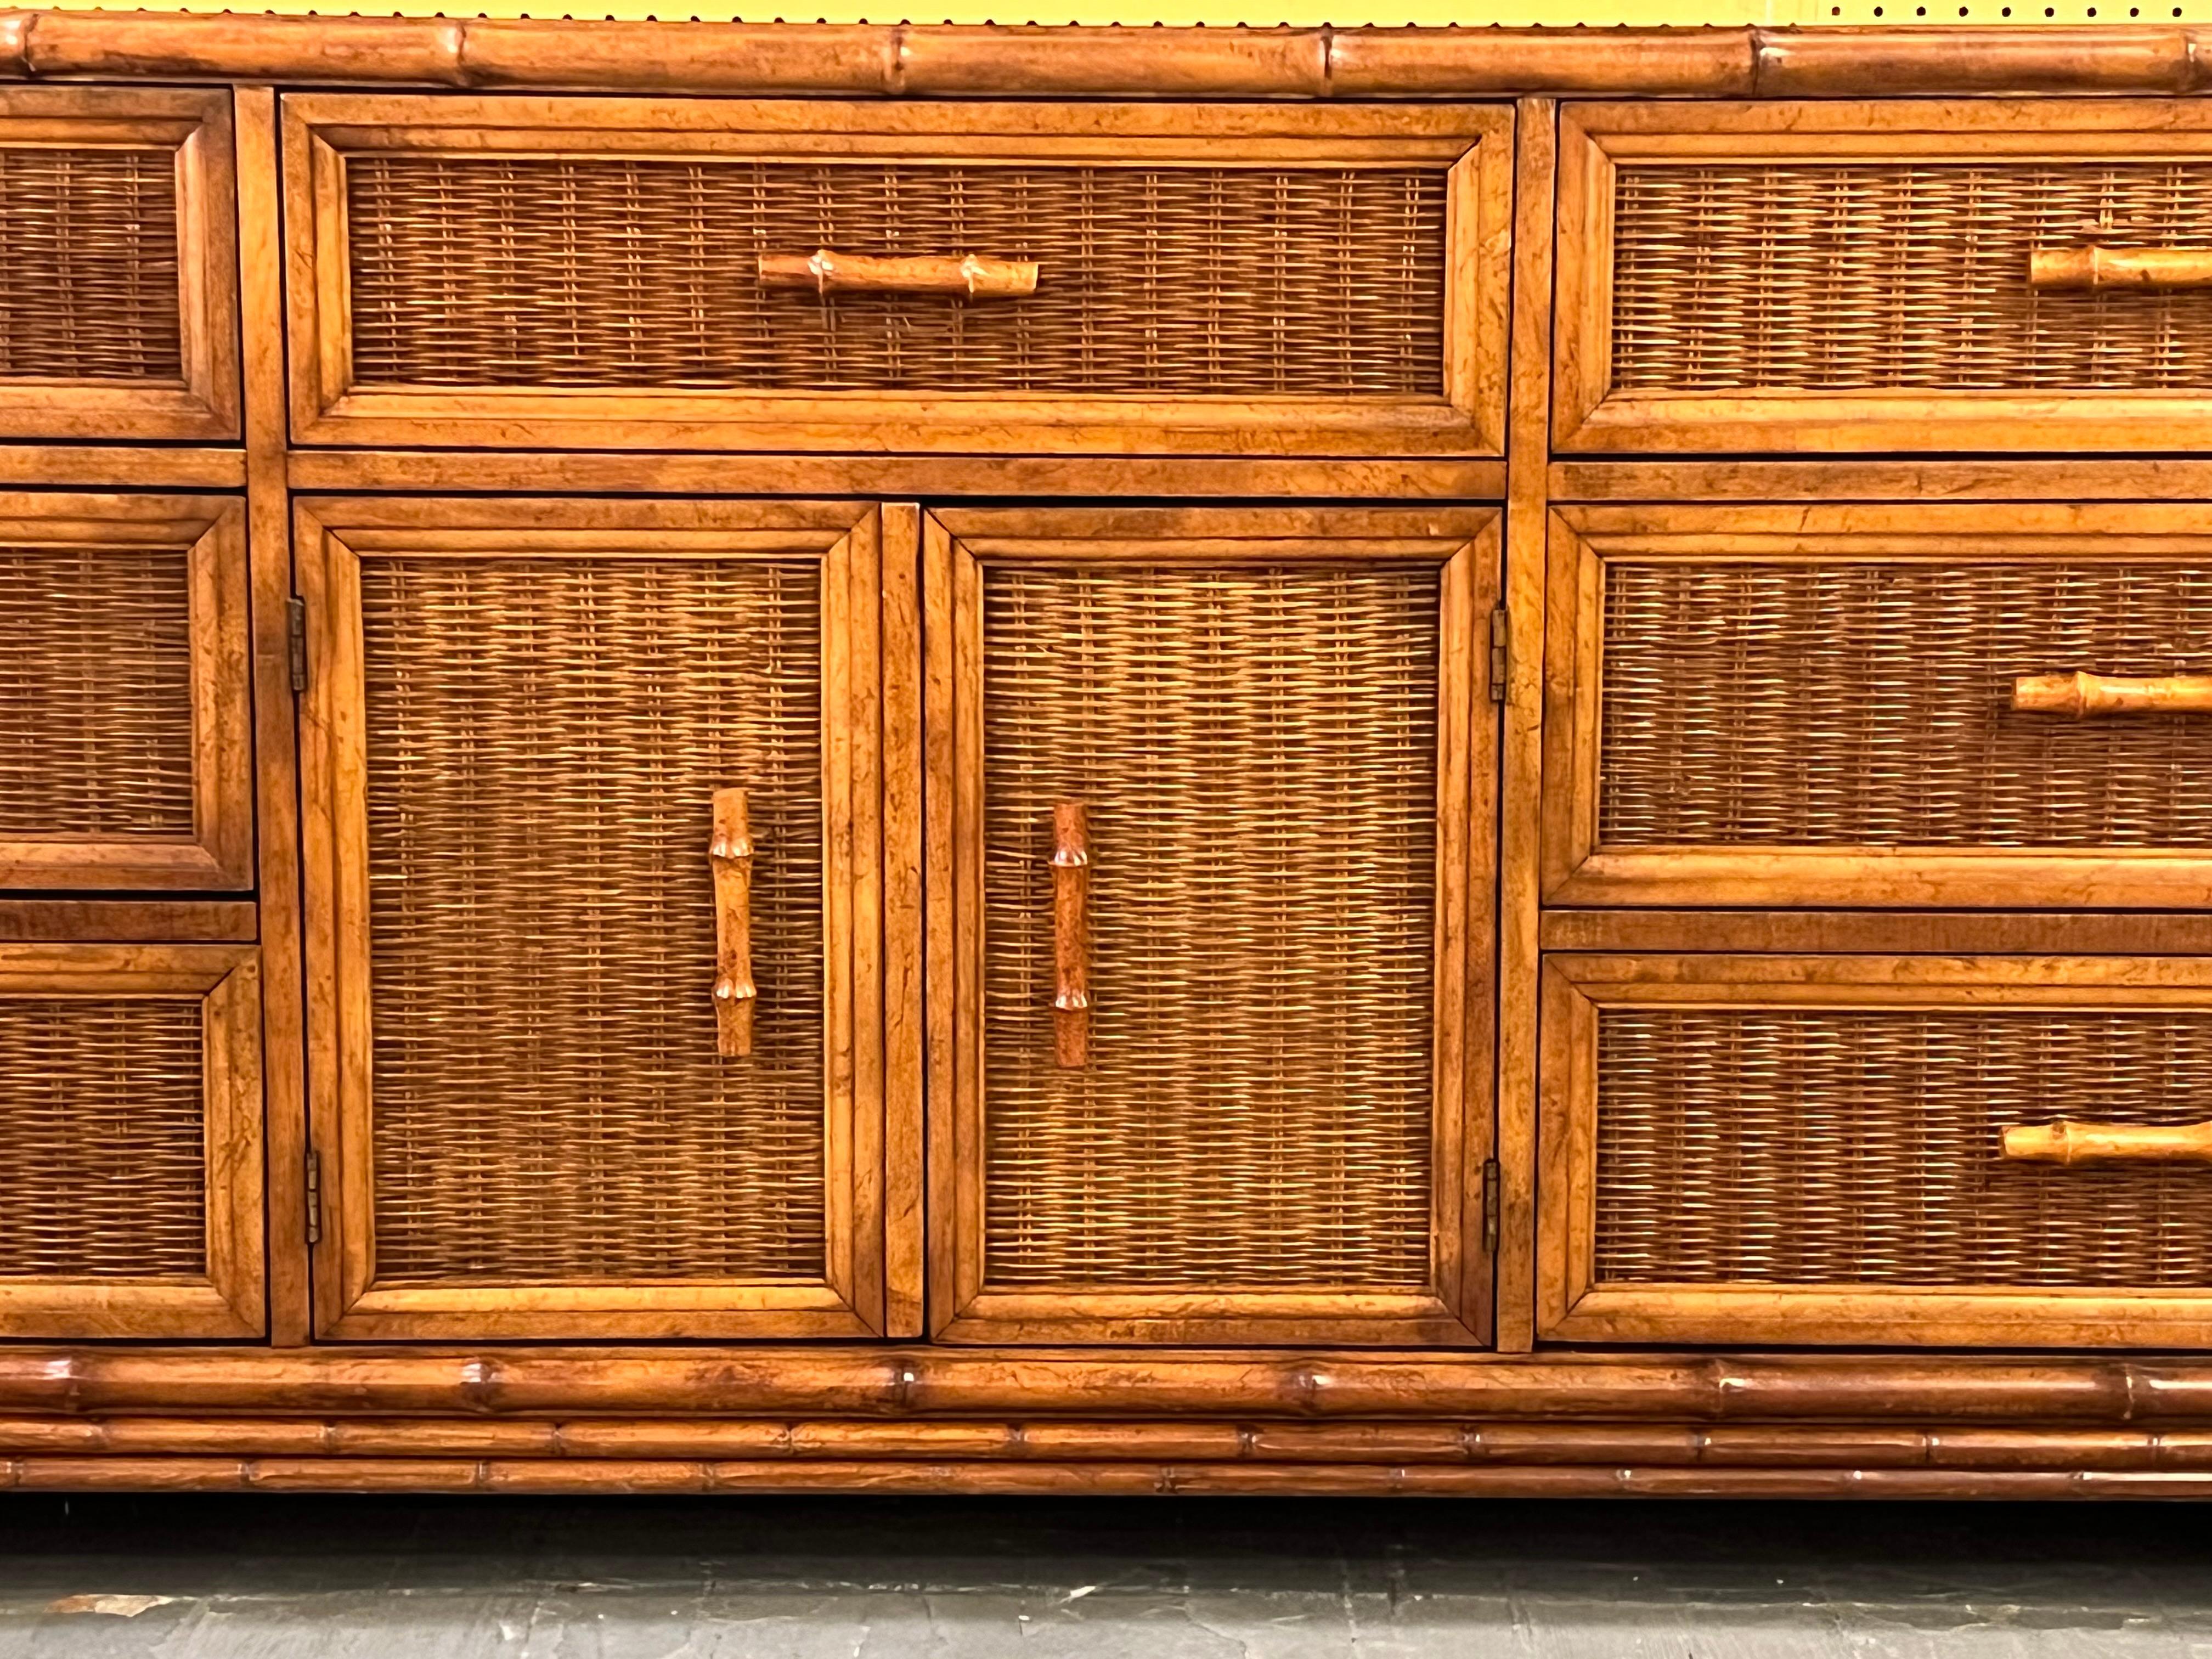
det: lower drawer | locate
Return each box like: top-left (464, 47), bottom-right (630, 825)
top-left (1540, 953), bottom-right (2212, 1348)
top-left (0, 944), bottom-right (263, 1340)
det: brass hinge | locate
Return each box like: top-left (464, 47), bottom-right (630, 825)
top-left (1488, 606), bottom-right (1509, 703)
top-left (304, 1150), bottom-right (322, 1247)
top-left (1481, 1157), bottom-right (1500, 1255)
top-left (287, 596), bottom-right (308, 694)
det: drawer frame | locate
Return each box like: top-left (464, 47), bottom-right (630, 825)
top-left (0, 493), bottom-right (255, 893)
top-left (1555, 100), bottom-right (2212, 456)
top-left (1542, 503), bottom-right (2212, 910)
top-left (924, 505), bottom-right (1500, 1346)
top-left (0, 87), bottom-right (240, 443)
top-left (1540, 952), bottom-right (2212, 1350)
top-left (0, 942), bottom-right (265, 1340)
top-left (281, 95), bottom-right (1511, 458)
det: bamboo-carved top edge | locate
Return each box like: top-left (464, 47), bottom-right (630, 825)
top-left (3, 13), bottom-right (2210, 98)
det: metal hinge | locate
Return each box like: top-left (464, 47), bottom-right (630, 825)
top-left (286, 596), bottom-right (308, 694)
top-left (304, 1150), bottom-right (322, 1246)
top-left (1481, 1158), bottom-right (1500, 1255)
top-left (1488, 607), bottom-right (1509, 703)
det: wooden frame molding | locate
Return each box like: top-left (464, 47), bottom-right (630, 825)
top-left (1540, 953), bottom-right (2212, 1350)
top-left (0, 944), bottom-right (264, 1341)
top-left (1542, 503), bottom-right (2212, 911)
top-left (294, 495), bottom-right (920, 1341)
top-left (0, 493), bottom-right (253, 893)
top-left (924, 505), bottom-right (1499, 1347)
top-left (0, 86), bottom-right (239, 442)
top-left (1555, 99), bottom-right (2212, 456)
top-left (282, 95), bottom-right (1510, 458)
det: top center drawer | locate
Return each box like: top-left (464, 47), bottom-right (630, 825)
top-left (282, 97), bottom-right (1510, 456)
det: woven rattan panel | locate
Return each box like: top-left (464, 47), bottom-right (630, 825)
top-left (1597, 1006), bottom-right (2212, 1289)
top-left (0, 541), bottom-right (194, 839)
top-left (981, 565), bottom-right (1440, 1289)
top-left (1612, 163), bottom-right (2212, 392)
top-left (0, 148), bottom-right (181, 382)
top-left (1599, 560), bottom-right (2212, 848)
top-left (344, 157), bottom-right (1446, 397)
top-left (360, 556), bottom-right (827, 1284)
top-left (0, 998), bottom-right (204, 1278)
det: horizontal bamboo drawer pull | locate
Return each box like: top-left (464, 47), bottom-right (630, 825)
top-left (2002, 1119), bottom-right (2212, 1166)
top-left (1051, 802), bottom-right (1091, 1070)
top-left (709, 787), bottom-right (757, 1059)
top-left (756, 250), bottom-right (1040, 299)
top-left (2028, 247), bottom-right (2212, 290)
top-left (2012, 672), bottom-right (2212, 717)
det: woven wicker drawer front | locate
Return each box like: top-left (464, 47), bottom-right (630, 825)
top-left (1555, 103), bottom-right (2212, 452)
top-left (979, 563), bottom-right (1442, 1292)
top-left (0, 997), bottom-right (204, 1279)
top-left (0, 539), bottom-right (193, 840)
top-left (0, 146), bottom-right (180, 383)
top-left (346, 157), bottom-right (1445, 399)
top-left (1600, 558), bottom-right (2212, 851)
top-left (286, 98), bottom-right (1509, 454)
top-left (358, 554), bottom-right (828, 1286)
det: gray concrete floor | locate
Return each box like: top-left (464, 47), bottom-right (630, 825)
top-left (0, 1493), bottom-right (2208, 1656)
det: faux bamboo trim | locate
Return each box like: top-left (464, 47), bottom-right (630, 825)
top-left (4, 1457), bottom-right (2211, 1498)
top-left (7, 1350), bottom-right (2212, 1423)
top-left (2, 15), bottom-right (2209, 99)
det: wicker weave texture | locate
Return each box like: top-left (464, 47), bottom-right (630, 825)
top-left (1612, 163), bottom-right (2212, 392)
top-left (1597, 1006), bottom-right (2212, 1289)
top-left (345, 157), bottom-right (1447, 397)
top-left (0, 998), bottom-right (204, 1279)
top-left (1599, 560), bottom-right (2212, 849)
top-left (0, 148), bottom-right (181, 382)
top-left (360, 556), bottom-right (827, 1284)
top-left (981, 565), bottom-right (1440, 1290)
top-left (0, 541), bottom-right (195, 840)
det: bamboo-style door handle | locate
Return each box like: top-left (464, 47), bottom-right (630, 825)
top-left (757, 249), bottom-right (1040, 298)
top-left (2029, 247), bottom-right (2212, 290)
top-left (710, 788), bottom-right (757, 1058)
top-left (2003, 1120), bottom-right (2212, 1166)
top-left (2012, 672), bottom-right (2212, 717)
top-left (1051, 802), bottom-right (1091, 1069)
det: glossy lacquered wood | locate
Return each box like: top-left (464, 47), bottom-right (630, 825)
top-left (0, 944), bottom-right (263, 1341)
top-left (282, 95), bottom-right (1511, 459)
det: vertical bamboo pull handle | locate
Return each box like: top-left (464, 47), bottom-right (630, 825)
top-left (2012, 672), bottom-right (2212, 717)
top-left (2002, 1119), bottom-right (2212, 1165)
top-left (710, 788), bottom-right (757, 1059)
top-left (1051, 802), bottom-right (1091, 1070)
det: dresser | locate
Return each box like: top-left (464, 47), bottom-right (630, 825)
top-left (5, 14), bottom-right (2212, 1496)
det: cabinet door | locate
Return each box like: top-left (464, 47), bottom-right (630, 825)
top-left (927, 507), bottom-right (1498, 1345)
top-left (0, 88), bottom-right (239, 441)
top-left (1541, 953), bottom-right (2212, 1349)
top-left (298, 497), bottom-right (916, 1340)
top-left (0, 494), bottom-right (253, 891)
top-left (0, 944), bottom-right (263, 1339)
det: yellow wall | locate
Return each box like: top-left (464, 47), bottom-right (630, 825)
top-left (35, 0), bottom-right (2191, 26)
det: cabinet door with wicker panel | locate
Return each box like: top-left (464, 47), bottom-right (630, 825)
top-left (926, 507), bottom-right (1498, 1346)
top-left (0, 493), bottom-right (253, 891)
top-left (0, 87), bottom-right (238, 442)
top-left (296, 496), bottom-right (916, 1340)
top-left (281, 94), bottom-right (1509, 458)
top-left (1555, 100), bottom-right (2212, 454)
top-left (1543, 504), bottom-right (2212, 910)
top-left (1541, 953), bottom-right (2212, 1350)
top-left (0, 944), bottom-right (263, 1340)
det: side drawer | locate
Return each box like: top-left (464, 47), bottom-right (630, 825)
top-left (0, 944), bottom-right (264, 1339)
top-left (0, 494), bottom-right (253, 891)
top-left (0, 88), bottom-right (239, 442)
top-left (1543, 504), bottom-right (2212, 909)
top-left (1540, 953), bottom-right (2212, 1350)
top-left (1556, 100), bottom-right (2212, 455)
top-left (283, 95), bottom-right (1509, 456)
